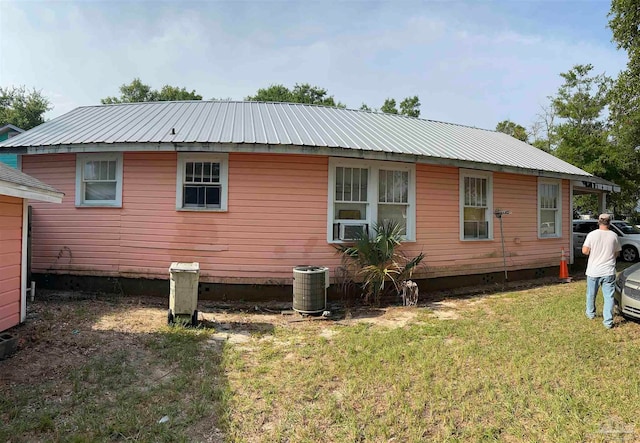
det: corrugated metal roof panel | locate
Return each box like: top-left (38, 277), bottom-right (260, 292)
top-left (0, 161), bottom-right (62, 195)
top-left (0, 100), bottom-right (593, 177)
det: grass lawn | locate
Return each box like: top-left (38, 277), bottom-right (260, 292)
top-left (1, 279), bottom-right (639, 442)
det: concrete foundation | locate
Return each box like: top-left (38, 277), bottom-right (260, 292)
top-left (33, 264), bottom-right (569, 303)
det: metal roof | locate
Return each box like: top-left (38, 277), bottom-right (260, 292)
top-left (0, 100), bottom-right (599, 180)
top-left (0, 161), bottom-right (63, 201)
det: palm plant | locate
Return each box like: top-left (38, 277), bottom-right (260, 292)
top-left (335, 220), bottom-right (425, 305)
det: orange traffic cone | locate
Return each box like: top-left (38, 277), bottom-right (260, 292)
top-left (559, 248), bottom-right (571, 283)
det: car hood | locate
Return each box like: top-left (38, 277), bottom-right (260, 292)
top-left (620, 262), bottom-right (640, 283)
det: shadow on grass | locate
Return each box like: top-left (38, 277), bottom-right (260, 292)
top-left (0, 293), bottom-right (237, 443)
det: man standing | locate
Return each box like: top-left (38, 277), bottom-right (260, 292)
top-left (582, 213), bottom-right (621, 329)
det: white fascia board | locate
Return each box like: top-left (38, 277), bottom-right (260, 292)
top-left (22, 141), bottom-right (605, 184)
top-left (26, 143), bottom-right (175, 154)
top-left (0, 181), bottom-right (64, 203)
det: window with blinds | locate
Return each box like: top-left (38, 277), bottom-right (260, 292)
top-left (539, 180), bottom-right (561, 237)
top-left (329, 159), bottom-right (415, 242)
top-left (461, 173), bottom-right (491, 239)
top-left (75, 153), bottom-right (123, 207)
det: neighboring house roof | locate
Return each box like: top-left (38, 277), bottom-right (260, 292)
top-left (0, 100), bottom-right (616, 188)
top-left (0, 124), bottom-right (25, 136)
top-left (0, 161), bottom-right (64, 203)
top-left (0, 123), bottom-right (24, 134)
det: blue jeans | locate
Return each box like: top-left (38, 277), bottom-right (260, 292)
top-left (586, 275), bottom-right (616, 328)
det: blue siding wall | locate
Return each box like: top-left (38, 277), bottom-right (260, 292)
top-left (0, 154), bottom-right (17, 168)
top-left (0, 130), bottom-right (19, 168)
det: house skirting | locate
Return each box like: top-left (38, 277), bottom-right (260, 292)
top-left (33, 265), bottom-right (563, 302)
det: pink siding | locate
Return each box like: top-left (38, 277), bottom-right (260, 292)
top-left (0, 195), bottom-right (22, 332)
top-left (403, 166), bottom-right (570, 278)
top-left (22, 153), bottom-right (571, 284)
top-left (24, 153), bottom-right (335, 283)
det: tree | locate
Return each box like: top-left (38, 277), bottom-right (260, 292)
top-left (399, 96), bottom-right (421, 118)
top-left (609, 0), bottom-right (640, 71)
top-left (380, 98), bottom-right (398, 114)
top-left (549, 64), bottom-right (625, 214)
top-left (495, 119), bottom-right (528, 142)
top-left (246, 83), bottom-right (345, 107)
top-left (551, 65), bottom-right (612, 176)
top-left (245, 84), bottom-right (292, 103)
top-left (101, 78), bottom-right (202, 104)
top-left (156, 85), bottom-right (204, 101)
top-left (608, 1), bottom-right (640, 215)
top-left (529, 103), bottom-right (557, 153)
top-left (359, 103), bottom-right (373, 112)
top-left (290, 83), bottom-right (343, 107)
top-left (606, 71), bottom-right (640, 216)
top-left (0, 86), bottom-right (51, 130)
top-left (380, 96), bottom-right (421, 117)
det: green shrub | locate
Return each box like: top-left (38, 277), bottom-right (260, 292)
top-left (335, 220), bottom-right (424, 305)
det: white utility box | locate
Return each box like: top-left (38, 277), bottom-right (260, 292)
top-left (168, 262), bottom-right (200, 326)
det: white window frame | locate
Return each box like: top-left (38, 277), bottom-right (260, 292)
top-left (75, 153), bottom-right (123, 207)
top-left (459, 169), bottom-right (493, 241)
top-left (176, 153), bottom-right (228, 211)
top-left (327, 158), bottom-right (416, 243)
top-left (538, 178), bottom-right (562, 238)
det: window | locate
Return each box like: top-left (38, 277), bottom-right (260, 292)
top-left (328, 158), bottom-right (415, 242)
top-left (75, 153), bottom-right (123, 207)
top-left (460, 169), bottom-right (492, 240)
top-left (176, 153), bottom-right (228, 211)
top-left (539, 179), bottom-right (561, 237)
top-left (573, 221), bottom-right (598, 234)
top-left (612, 221), bottom-right (640, 235)
top-left (378, 169), bottom-right (410, 235)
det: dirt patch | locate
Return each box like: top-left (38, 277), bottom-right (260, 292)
top-left (2, 297), bottom-right (128, 385)
top-left (1, 293), bottom-right (227, 443)
top-left (1, 293), bottom-right (430, 382)
top-left (1, 279), bottom-right (557, 381)
top-left (425, 297), bottom-right (496, 320)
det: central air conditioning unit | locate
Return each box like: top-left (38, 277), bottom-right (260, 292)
top-left (339, 223), bottom-right (368, 241)
top-left (292, 266), bottom-right (329, 314)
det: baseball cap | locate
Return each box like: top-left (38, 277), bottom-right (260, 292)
top-left (598, 213), bottom-right (611, 224)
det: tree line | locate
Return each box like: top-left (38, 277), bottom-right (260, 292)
top-left (493, 0), bottom-right (639, 217)
top-left (2, 1), bottom-right (639, 215)
top-left (0, 80), bottom-right (421, 132)
top-left (98, 79), bottom-right (422, 118)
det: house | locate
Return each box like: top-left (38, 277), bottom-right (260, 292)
top-left (0, 162), bottom-right (63, 332)
top-left (0, 101), bottom-right (617, 297)
top-left (0, 124), bottom-right (24, 168)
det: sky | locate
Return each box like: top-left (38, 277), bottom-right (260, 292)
top-left (0, 0), bottom-right (629, 131)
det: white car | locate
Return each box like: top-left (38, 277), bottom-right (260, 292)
top-left (615, 262), bottom-right (640, 320)
top-left (573, 219), bottom-right (640, 262)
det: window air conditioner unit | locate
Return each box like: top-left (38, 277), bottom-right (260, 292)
top-left (339, 223), bottom-right (368, 241)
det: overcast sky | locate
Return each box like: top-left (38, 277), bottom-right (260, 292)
top-left (0, 0), bottom-right (628, 130)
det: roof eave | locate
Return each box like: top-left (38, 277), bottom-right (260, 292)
top-left (0, 146), bottom-right (27, 154)
top-left (572, 178), bottom-right (620, 193)
top-left (0, 180), bottom-right (64, 203)
top-left (13, 140), bottom-right (604, 184)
